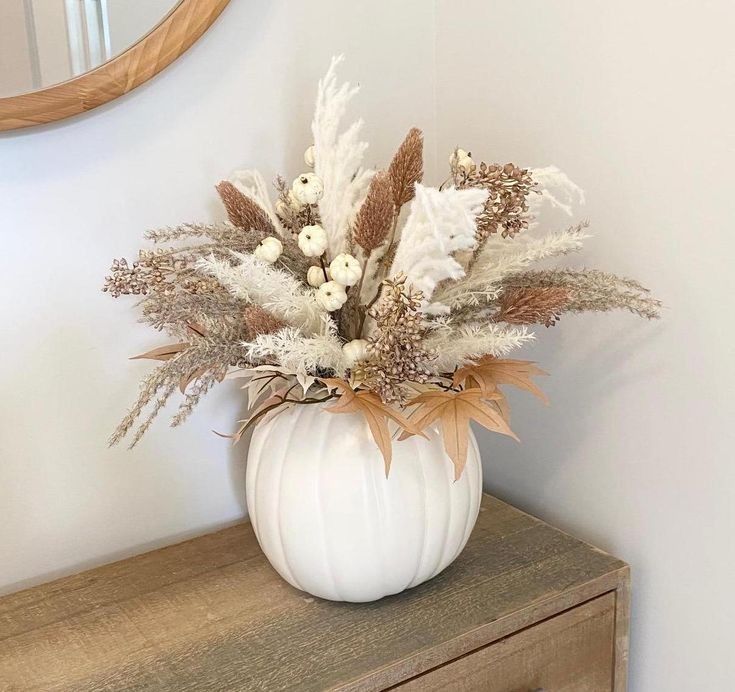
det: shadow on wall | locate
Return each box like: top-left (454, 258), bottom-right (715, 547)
top-left (477, 314), bottom-right (665, 532)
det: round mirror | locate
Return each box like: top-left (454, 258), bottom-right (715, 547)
top-left (1, 0), bottom-right (182, 98)
top-left (0, 0), bottom-right (229, 131)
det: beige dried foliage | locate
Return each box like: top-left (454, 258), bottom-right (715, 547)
top-left (109, 338), bottom-right (252, 448)
top-left (104, 219), bottom-right (313, 345)
top-left (139, 286), bottom-right (244, 336)
top-left (388, 127), bottom-right (424, 208)
top-left (102, 68), bottom-right (662, 456)
top-left (215, 181), bottom-right (275, 234)
top-left (144, 222), bottom-right (265, 250)
top-left (353, 171), bottom-right (394, 252)
top-left (496, 286), bottom-right (571, 327)
top-left (130, 342), bottom-right (188, 362)
top-left (102, 250), bottom-right (189, 298)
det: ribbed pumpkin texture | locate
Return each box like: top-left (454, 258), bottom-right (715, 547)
top-left (246, 403), bottom-right (482, 602)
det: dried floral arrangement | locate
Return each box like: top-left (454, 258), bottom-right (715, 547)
top-left (103, 57), bottom-right (660, 480)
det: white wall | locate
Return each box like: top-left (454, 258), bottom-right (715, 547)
top-left (436, 1), bottom-right (734, 689)
top-left (0, 0), bottom-right (436, 593)
top-left (2, 1), bottom-right (733, 688)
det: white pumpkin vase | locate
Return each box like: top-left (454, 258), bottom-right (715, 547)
top-left (246, 402), bottom-right (482, 603)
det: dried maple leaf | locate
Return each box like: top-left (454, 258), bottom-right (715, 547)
top-left (321, 378), bottom-right (424, 478)
top-left (402, 389), bottom-right (519, 481)
top-left (452, 357), bottom-right (548, 405)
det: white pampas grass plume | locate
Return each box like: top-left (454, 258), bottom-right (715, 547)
top-left (246, 318), bottom-right (348, 377)
top-left (390, 184), bottom-right (488, 312)
top-left (435, 223), bottom-right (589, 309)
top-left (229, 169), bottom-right (285, 236)
top-left (312, 56), bottom-right (374, 256)
top-left (425, 321), bottom-right (534, 370)
top-left (197, 252), bottom-right (325, 335)
top-left (528, 166), bottom-right (585, 222)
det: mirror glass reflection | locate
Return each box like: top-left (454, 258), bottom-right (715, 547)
top-left (0, 0), bottom-right (181, 98)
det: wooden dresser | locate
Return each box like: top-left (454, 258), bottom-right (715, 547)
top-left (0, 495), bottom-right (629, 691)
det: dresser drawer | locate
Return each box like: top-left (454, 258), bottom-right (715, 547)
top-left (394, 592), bottom-right (616, 691)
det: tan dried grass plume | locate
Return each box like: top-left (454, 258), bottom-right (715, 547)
top-left (388, 127), bottom-right (424, 208)
top-left (501, 269), bottom-right (662, 320)
top-left (243, 305), bottom-right (287, 338)
top-left (496, 286), bottom-right (570, 327)
top-left (353, 171), bottom-right (394, 252)
top-left (216, 181), bottom-right (275, 234)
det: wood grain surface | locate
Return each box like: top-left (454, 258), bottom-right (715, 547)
top-left (0, 495), bottom-right (629, 691)
top-left (394, 592), bottom-right (616, 691)
top-left (0, 0), bottom-right (230, 132)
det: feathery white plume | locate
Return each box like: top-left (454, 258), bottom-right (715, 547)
top-left (425, 322), bottom-right (535, 370)
top-left (528, 166), bottom-right (585, 222)
top-left (312, 56), bottom-right (373, 256)
top-left (390, 184), bottom-right (488, 312)
top-left (246, 318), bottom-right (347, 378)
top-left (434, 224), bottom-right (589, 309)
top-left (197, 252), bottom-right (325, 334)
top-left (229, 169), bottom-right (285, 236)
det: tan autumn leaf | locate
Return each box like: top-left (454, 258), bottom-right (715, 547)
top-left (321, 378), bottom-right (424, 478)
top-left (453, 356), bottom-right (549, 405)
top-left (402, 389), bottom-right (518, 481)
top-left (186, 322), bottom-right (207, 338)
top-left (487, 395), bottom-right (511, 425)
top-left (452, 362), bottom-right (514, 423)
top-left (130, 343), bottom-right (188, 361)
top-left (179, 366), bottom-right (209, 394)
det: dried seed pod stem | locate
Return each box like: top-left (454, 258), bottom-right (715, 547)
top-left (455, 162), bottom-right (536, 244)
top-left (354, 275), bottom-right (434, 405)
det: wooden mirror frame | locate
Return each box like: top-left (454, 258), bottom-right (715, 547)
top-left (0, 0), bottom-right (229, 132)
